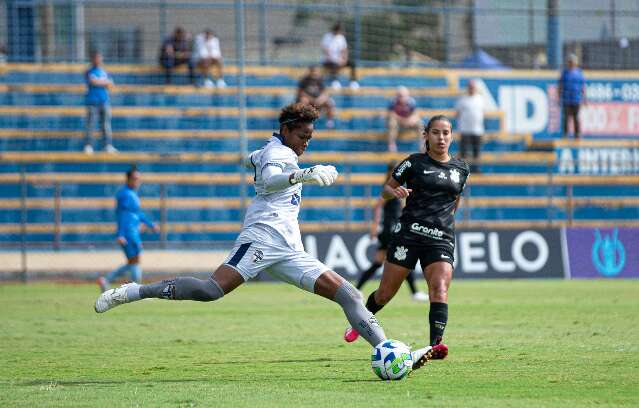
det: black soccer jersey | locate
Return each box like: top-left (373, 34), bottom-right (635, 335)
top-left (391, 153), bottom-right (470, 244)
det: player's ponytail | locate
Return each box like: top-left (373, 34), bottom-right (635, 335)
top-left (385, 160), bottom-right (397, 179)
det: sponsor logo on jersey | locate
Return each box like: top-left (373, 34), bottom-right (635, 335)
top-left (393, 223), bottom-right (402, 233)
top-left (450, 169), bottom-right (461, 184)
top-left (252, 249), bottom-right (264, 263)
top-left (441, 254), bottom-right (450, 259)
top-left (394, 246), bottom-right (408, 261)
top-left (438, 171), bottom-right (447, 180)
top-left (394, 160), bottom-right (411, 177)
top-left (423, 170), bottom-right (437, 174)
top-left (410, 222), bottom-right (444, 239)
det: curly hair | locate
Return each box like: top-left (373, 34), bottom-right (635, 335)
top-left (278, 102), bottom-right (320, 131)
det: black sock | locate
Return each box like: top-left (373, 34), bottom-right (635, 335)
top-left (404, 271), bottom-right (417, 294)
top-left (356, 262), bottom-right (382, 289)
top-left (365, 291), bottom-right (385, 315)
top-left (429, 302), bottom-right (448, 345)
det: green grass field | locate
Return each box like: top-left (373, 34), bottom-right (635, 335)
top-left (1, 280), bottom-right (638, 407)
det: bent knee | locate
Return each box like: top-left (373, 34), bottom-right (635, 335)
top-left (428, 283), bottom-right (448, 302)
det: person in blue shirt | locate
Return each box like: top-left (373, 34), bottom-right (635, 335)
top-left (84, 51), bottom-right (116, 154)
top-left (558, 54), bottom-right (586, 139)
top-left (98, 166), bottom-right (159, 292)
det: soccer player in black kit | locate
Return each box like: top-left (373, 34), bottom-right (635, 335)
top-left (343, 115), bottom-right (469, 362)
top-left (355, 162), bottom-right (429, 295)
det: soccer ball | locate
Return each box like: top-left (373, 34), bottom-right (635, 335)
top-left (371, 339), bottom-right (413, 380)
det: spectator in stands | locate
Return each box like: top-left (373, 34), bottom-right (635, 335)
top-left (386, 86), bottom-right (422, 152)
top-left (455, 79), bottom-right (484, 173)
top-left (84, 51), bottom-right (116, 154)
top-left (193, 29), bottom-right (226, 88)
top-left (558, 54), bottom-right (586, 139)
top-left (321, 22), bottom-right (359, 91)
top-left (159, 26), bottom-right (194, 85)
top-left (97, 165), bottom-right (159, 292)
top-left (297, 65), bottom-right (336, 128)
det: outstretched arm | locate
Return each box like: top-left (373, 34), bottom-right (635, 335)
top-left (261, 164), bottom-right (339, 193)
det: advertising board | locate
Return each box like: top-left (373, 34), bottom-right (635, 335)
top-left (565, 228), bottom-right (639, 278)
top-left (462, 75), bottom-right (639, 139)
top-left (295, 229), bottom-right (565, 280)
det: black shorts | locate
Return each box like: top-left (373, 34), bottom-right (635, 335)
top-left (386, 238), bottom-right (454, 270)
top-left (377, 229), bottom-right (392, 250)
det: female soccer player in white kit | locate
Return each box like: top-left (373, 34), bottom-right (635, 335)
top-left (95, 103), bottom-right (433, 371)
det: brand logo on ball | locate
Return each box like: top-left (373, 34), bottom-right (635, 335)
top-left (449, 169), bottom-right (460, 184)
top-left (252, 249), bottom-right (264, 263)
top-left (591, 229), bottom-right (625, 277)
top-left (394, 246), bottom-right (408, 261)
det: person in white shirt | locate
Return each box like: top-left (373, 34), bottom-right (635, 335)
top-left (193, 28), bottom-right (226, 88)
top-left (321, 22), bottom-right (359, 90)
top-left (94, 102), bottom-right (436, 372)
top-left (455, 80), bottom-right (484, 173)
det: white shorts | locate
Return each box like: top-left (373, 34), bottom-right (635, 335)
top-left (223, 226), bottom-right (328, 292)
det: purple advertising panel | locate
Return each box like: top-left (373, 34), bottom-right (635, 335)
top-left (566, 228), bottom-right (639, 279)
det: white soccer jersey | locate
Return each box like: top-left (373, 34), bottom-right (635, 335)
top-left (243, 134), bottom-right (304, 250)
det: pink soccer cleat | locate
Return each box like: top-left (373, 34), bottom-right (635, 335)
top-left (431, 343), bottom-right (449, 359)
top-left (343, 327), bottom-right (360, 343)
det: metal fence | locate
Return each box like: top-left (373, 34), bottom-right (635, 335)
top-left (3, 158), bottom-right (639, 280)
top-left (2, 0), bottom-right (639, 69)
top-left (4, 159), bottom-right (638, 245)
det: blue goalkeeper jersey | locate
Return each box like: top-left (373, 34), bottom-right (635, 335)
top-left (115, 186), bottom-right (154, 239)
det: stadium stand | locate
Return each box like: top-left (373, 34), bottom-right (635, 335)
top-left (1, 63), bottom-right (638, 246)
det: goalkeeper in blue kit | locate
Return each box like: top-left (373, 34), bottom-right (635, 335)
top-left (97, 165), bottom-right (159, 291)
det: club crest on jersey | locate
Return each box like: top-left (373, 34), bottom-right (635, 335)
top-left (394, 246), bottom-right (408, 261)
top-left (252, 249), bottom-right (264, 263)
top-left (438, 171), bottom-right (447, 180)
top-left (449, 169), bottom-right (460, 184)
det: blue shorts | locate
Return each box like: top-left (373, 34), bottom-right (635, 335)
top-left (121, 238), bottom-right (142, 259)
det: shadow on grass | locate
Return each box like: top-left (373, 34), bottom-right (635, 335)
top-left (196, 357), bottom-right (339, 365)
top-left (17, 378), bottom-right (203, 387)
